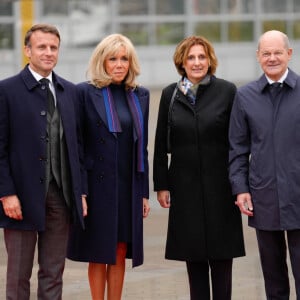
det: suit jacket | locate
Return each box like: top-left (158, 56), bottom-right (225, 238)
top-left (0, 65), bottom-right (85, 230)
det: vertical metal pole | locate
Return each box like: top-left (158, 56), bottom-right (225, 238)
top-left (20, 0), bottom-right (34, 66)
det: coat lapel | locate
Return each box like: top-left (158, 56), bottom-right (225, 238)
top-left (90, 87), bottom-right (117, 137)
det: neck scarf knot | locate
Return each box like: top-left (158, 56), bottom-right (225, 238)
top-left (102, 86), bottom-right (145, 172)
top-left (178, 75), bottom-right (211, 105)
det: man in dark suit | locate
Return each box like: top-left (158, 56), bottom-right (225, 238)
top-left (0, 23), bottom-right (87, 299)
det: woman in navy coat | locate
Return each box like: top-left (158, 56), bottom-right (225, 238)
top-left (67, 34), bottom-right (150, 300)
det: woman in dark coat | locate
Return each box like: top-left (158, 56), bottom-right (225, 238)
top-left (153, 35), bottom-right (245, 300)
top-left (67, 34), bottom-right (150, 300)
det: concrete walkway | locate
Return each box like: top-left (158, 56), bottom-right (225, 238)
top-left (0, 207), bottom-right (296, 299)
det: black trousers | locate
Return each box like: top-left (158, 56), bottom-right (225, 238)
top-left (4, 181), bottom-right (70, 300)
top-left (256, 229), bottom-right (300, 300)
top-left (186, 259), bottom-right (233, 300)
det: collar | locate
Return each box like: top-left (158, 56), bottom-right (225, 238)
top-left (258, 68), bottom-right (297, 93)
top-left (265, 69), bottom-right (288, 84)
top-left (28, 66), bottom-right (53, 85)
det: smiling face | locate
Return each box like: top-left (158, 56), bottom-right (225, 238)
top-left (24, 30), bottom-right (59, 77)
top-left (256, 31), bottom-right (292, 81)
top-left (182, 44), bottom-right (209, 84)
top-left (104, 46), bottom-right (130, 84)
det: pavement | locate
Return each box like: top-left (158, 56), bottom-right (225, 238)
top-left (0, 89), bottom-right (296, 299)
top-left (0, 209), bottom-right (296, 299)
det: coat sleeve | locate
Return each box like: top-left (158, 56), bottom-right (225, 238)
top-left (153, 86), bottom-right (173, 191)
top-left (228, 91), bottom-right (251, 195)
top-left (137, 87), bottom-right (150, 199)
top-left (75, 83), bottom-right (88, 196)
top-left (0, 83), bottom-right (17, 197)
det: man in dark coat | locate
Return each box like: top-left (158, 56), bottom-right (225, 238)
top-left (229, 30), bottom-right (300, 299)
top-left (0, 24), bottom-right (86, 299)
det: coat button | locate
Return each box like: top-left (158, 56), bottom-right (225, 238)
top-left (40, 111), bottom-right (46, 116)
top-left (99, 138), bottom-right (105, 144)
top-left (39, 177), bottom-right (44, 183)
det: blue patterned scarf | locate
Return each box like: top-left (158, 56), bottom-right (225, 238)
top-left (102, 86), bottom-right (145, 172)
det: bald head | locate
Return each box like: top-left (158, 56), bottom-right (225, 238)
top-left (258, 30), bottom-right (290, 51)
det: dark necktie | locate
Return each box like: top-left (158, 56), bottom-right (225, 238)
top-left (269, 82), bottom-right (282, 99)
top-left (40, 78), bottom-right (55, 116)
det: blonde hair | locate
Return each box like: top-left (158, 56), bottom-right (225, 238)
top-left (173, 35), bottom-right (218, 76)
top-left (87, 33), bottom-right (140, 89)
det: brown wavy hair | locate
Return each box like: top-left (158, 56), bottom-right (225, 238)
top-left (173, 35), bottom-right (218, 77)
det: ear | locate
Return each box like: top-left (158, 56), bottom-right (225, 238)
top-left (256, 49), bottom-right (260, 62)
top-left (287, 48), bottom-right (293, 60)
top-left (24, 45), bottom-right (31, 59)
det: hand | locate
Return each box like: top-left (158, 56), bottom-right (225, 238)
top-left (157, 190), bottom-right (171, 208)
top-left (143, 198), bottom-right (150, 218)
top-left (235, 193), bottom-right (253, 216)
top-left (81, 195), bottom-right (88, 217)
top-left (1, 195), bottom-right (23, 220)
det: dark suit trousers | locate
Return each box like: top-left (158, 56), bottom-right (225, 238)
top-left (256, 229), bottom-right (300, 300)
top-left (4, 181), bottom-right (70, 300)
top-left (186, 259), bottom-right (233, 300)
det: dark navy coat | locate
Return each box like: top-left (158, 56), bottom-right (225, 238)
top-left (0, 66), bottom-right (85, 230)
top-left (229, 69), bottom-right (300, 230)
top-left (153, 77), bottom-right (245, 261)
top-left (67, 82), bottom-right (149, 267)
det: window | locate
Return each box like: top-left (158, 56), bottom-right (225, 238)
top-left (226, 0), bottom-right (254, 14)
top-left (294, 0), bottom-right (300, 12)
top-left (0, 0), bottom-right (13, 49)
top-left (194, 0), bottom-right (221, 14)
top-left (43, 0), bottom-right (68, 15)
top-left (263, 0), bottom-right (287, 13)
top-left (263, 20), bottom-right (286, 33)
top-left (0, 1), bottom-right (12, 16)
top-left (119, 0), bottom-right (148, 15)
top-left (156, 0), bottom-right (184, 14)
top-left (228, 21), bottom-right (254, 42)
top-left (156, 23), bottom-right (184, 44)
top-left (0, 24), bottom-right (13, 49)
top-left (119, 23), bottom-right (149, 45)
top-left (195, 22), bottom-right (221, 42)
top-left (293, 20), bottom-right (300, 38)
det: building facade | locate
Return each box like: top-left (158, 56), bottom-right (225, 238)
top-left (1, 0), bottom-right (300, 86)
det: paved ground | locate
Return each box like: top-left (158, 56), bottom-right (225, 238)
top-left (0, 209), bottom-right (296, 299)
top-left (0, 89), bottom-right (296, 299)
